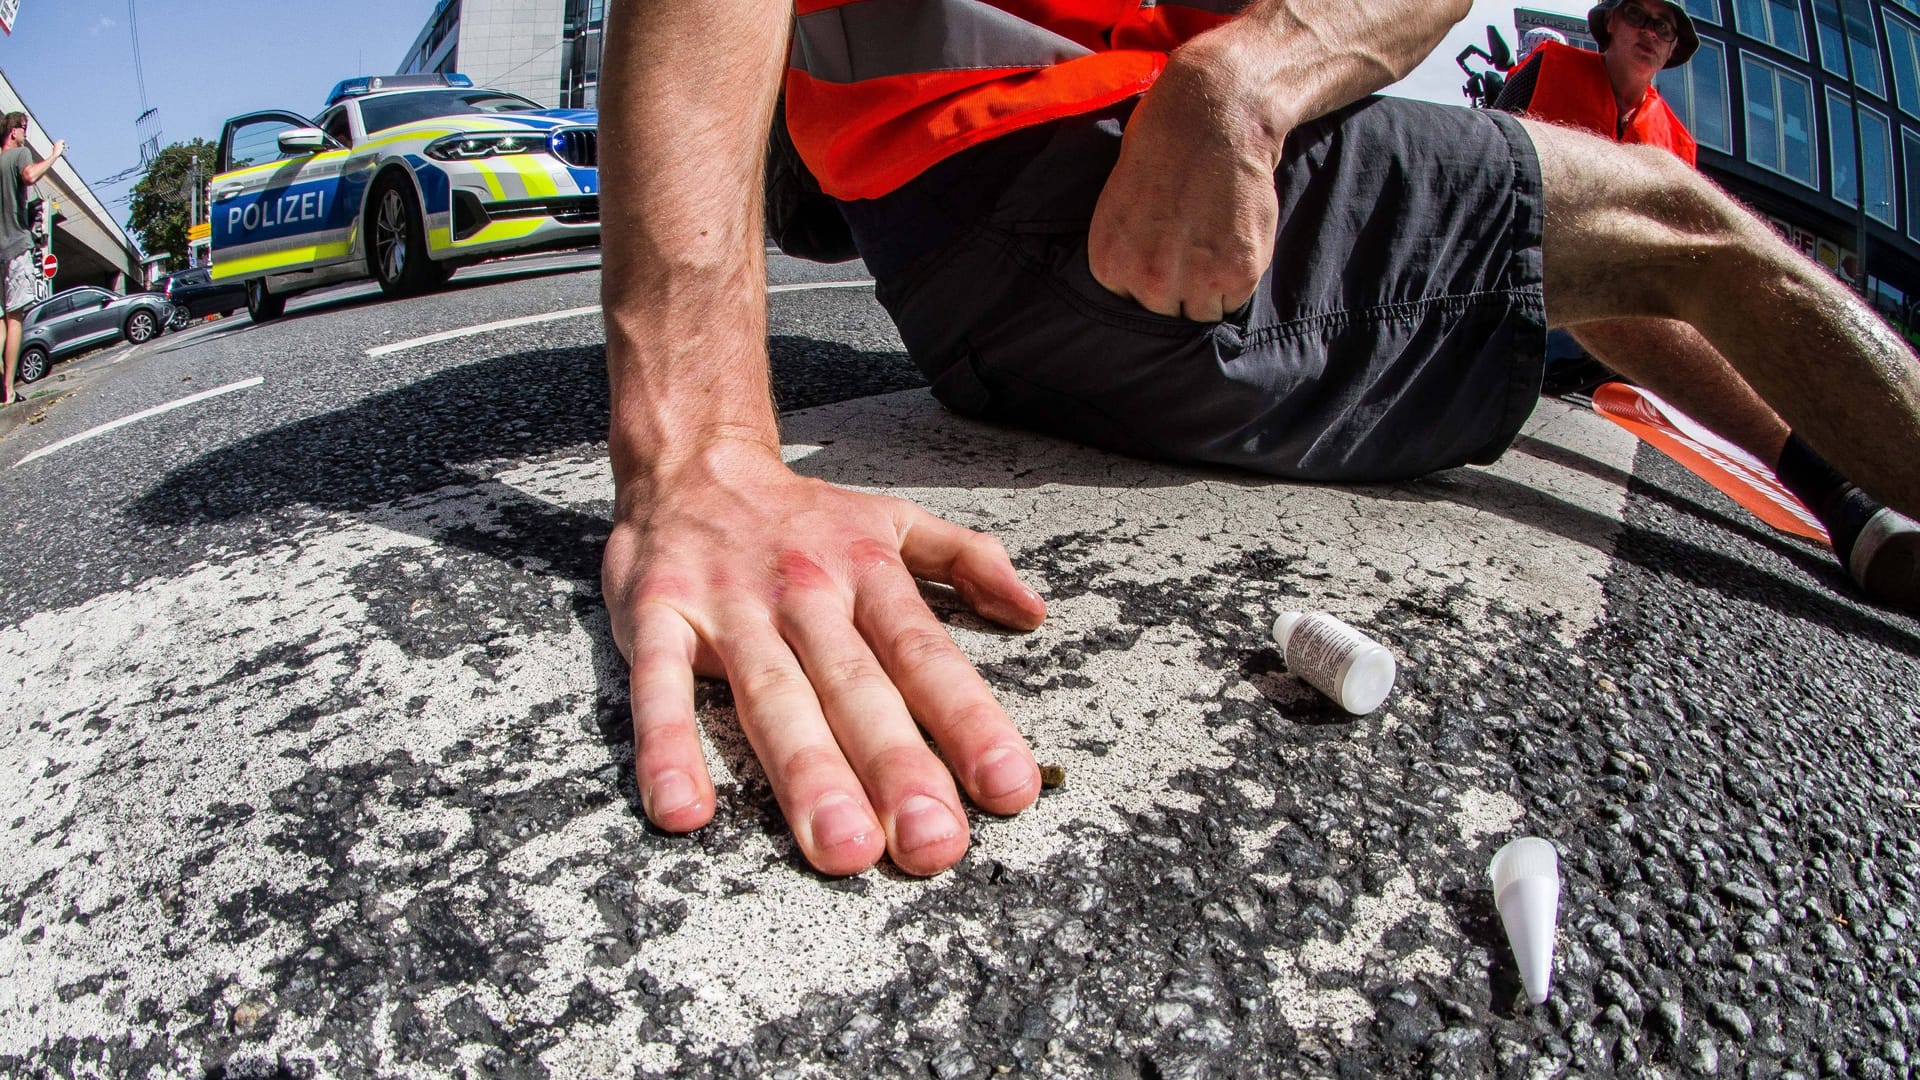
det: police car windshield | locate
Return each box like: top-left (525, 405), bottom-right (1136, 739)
top-left (357, 89), bottom-right (542, 135)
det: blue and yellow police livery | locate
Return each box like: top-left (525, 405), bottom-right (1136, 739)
top-left (208, 74), bottom-right (598, 322)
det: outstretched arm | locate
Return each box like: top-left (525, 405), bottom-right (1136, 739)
top-left (598, 0), bottom-right (1048, 877)
top-left (1090, 0), bottom-right (1472, 319)
top-left (21, 140), bottom-right (65, 186)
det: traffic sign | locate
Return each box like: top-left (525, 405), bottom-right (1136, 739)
top-left (39, 252), bottom-right (55, 279)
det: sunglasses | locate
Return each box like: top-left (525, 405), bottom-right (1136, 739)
top-left (1617, 3), bottom-right (1679, 42)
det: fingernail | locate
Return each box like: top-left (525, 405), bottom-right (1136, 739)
top-left (894, 794), bottom-right (961, 852)
top-left (648, 769), bottom-right (698, 818)
top-left (976, 747), bottom-right (1036, 801)
top-left (810, 793), bottom-right (874, 851)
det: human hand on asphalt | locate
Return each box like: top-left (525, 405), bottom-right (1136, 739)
top-left (1088, 37), bottom-right (1284, 323)
top-left (601, 441), bottom-right (1048, 876)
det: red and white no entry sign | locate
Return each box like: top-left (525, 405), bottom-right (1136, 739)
top-left (39, 252), bottom-right (56, 278)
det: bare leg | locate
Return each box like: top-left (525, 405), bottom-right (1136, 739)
top-left (3, 313), bottom-right (19, 405)
top-left (1523, 118), bottom-right (1920, 518)
top-left (1568, 318), bottom-right (1788, 463)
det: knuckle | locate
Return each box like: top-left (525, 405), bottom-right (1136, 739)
top-left (862, 742), bottom-right (938, 780)
top-left (773, 549), bottom-right (835, 598)
top-left (963, 530), bottom-right (1008, 561)
top-left (778, 743), bottom-right (850, 785)
top-left (938, 698), bottom-right (1010, 742)
top-left (815, 653), bottom-right (892, 695)
top-left (846, 537), bottom-right (900, 569)
top-left (732, 657), bottom-right (810, 700)
top-left (633, 572), bottom-right (696, 607)
top-left (886, 624), bottom-right (959, 676)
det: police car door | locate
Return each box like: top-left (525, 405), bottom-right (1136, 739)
top-left (208, 111), bottom-right (352, 282)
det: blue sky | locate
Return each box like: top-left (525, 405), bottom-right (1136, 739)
top-left (1396, 0), bottom-right (1594, 105)
top-left (0, 0), bottom-right (440, 221)
top-left (0, 0), bottom-right (1591, 239)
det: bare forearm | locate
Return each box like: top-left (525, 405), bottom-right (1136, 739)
top-left (599, 0), bottom-right (790, 498)
top-left (1180, 0), bottom-right (1471, 159)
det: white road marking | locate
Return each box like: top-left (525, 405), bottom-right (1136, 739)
top-left (364, 281), bottom-right (876, 358)
top-left (365, 306), bottom-right (602, 358)
top-left (13, 376), bottom-right (265, 468)
top-left (767, 280), bottom-right (873, 296)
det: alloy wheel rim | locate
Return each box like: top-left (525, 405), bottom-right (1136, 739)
top-left (377, 190), bottom-right (408, 283)
top-left (129, 313), bottom-right (154, 341)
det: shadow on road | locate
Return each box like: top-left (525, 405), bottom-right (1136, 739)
top-left (128, 335), bottom-right (932, 821)
top-left (130, 332), bottom-right (1920, 688)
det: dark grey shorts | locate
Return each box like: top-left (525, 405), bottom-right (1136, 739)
top-left (839, 95), bottom-right (1547, 483)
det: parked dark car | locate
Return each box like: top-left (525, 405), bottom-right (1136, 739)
top-left (160, 265), bottom-right (247, 325)
top-left (14, 286), bottom-right (177, 385)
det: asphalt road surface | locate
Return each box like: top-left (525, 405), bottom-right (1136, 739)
top-left (1, 248), bottom-right (1917, 1079)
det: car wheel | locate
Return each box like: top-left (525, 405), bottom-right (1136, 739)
top-left (369, 176), bottom-right (448, 297)
top-left (166, 305), bottom-right (190, 332)
top-left (124, 309), bottom-right (159, 344)
top-left (246, 278), bottom-right (286, 323)
top-left (16, 345), bottom-right (49, 383)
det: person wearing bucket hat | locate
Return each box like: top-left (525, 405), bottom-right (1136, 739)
top-left (1494, 0), bottom-right (1698, 164)
top-left (1495, 0), bottom-right (1701, 399)
top-left (1590, 0), bottom-right (1699, 68)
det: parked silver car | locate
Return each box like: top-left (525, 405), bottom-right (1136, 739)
top-left (14, 285), bottom-right (178, 385)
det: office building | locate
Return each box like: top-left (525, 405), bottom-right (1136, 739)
top-left (1519, 1), bottom-right (1920, 333)
top-left (398, 0), bottom-right (605, 109)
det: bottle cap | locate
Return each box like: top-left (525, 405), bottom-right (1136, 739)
top-left (1339, 647), bottom-right (1396, 714)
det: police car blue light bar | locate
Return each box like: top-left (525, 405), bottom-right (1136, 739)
top-left (324, 72), bottom-right (475, 107)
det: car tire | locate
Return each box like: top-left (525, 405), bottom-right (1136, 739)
top-left (16, 345), bottom-right (49, 384)
top-left (165, 305), bottom-right (190, 332)
top-left (369, 175), bottom-right (449, 297)
top-left (124, 308), bottom-right (159, 344)
top-left (246, 278), bottom-right (286, 323)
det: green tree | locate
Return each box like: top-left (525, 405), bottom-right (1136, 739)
top-left (128, 139), bottom-right (216, 271)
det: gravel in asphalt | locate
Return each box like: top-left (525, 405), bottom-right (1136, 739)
top-left (0, 263), bottom-right (1916, 1078)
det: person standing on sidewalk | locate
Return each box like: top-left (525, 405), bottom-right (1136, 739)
top-left (1, 112), bottom-right (65, 407)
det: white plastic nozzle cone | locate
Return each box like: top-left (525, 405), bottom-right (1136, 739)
top-left (1489, 837), bottom-right (1560, 1005)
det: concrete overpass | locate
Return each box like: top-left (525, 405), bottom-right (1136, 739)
top-left (1, 69), bottom-right (145, 294)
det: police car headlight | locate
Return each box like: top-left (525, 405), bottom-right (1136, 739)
top-left (424, 133), bottom-right (544, 161)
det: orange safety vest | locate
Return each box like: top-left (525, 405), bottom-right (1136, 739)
top-left (785, 0), bottom-right (1248, 201)
top-left (1524, 41), bottom-right (1696, 165)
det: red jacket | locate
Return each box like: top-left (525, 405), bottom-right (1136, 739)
top-left (1523, 41), bottom-right (1696, 165)
top-left (785, 0), bottom-right (1245, 200)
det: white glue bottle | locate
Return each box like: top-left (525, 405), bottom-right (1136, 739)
top-left (1270, 612), bottom-right (1397, 715)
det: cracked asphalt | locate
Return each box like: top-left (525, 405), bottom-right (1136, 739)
top-left (0, 250), bottom-right (1916, 1079)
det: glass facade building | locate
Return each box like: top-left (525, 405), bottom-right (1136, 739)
top-left (1520, 1), bottom-right (1920, 331)
top-left (397, 0), bottom-right (606, 110)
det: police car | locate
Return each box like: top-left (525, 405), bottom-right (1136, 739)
top-left (208, 73), bottom-right (598, 321)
